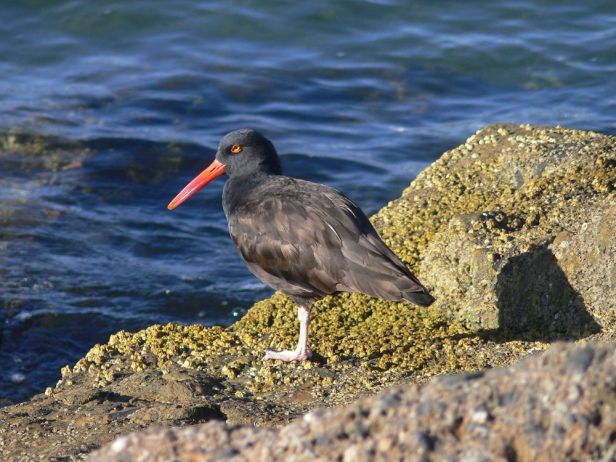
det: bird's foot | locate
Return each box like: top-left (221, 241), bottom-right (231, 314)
top-left (263, 347), bottom-right (312, 362)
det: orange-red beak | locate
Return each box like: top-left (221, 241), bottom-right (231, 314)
top-left (167, 159), bottom-right (226, 210)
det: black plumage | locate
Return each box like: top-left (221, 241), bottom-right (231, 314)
top-left (168, 128), bottom-right (434, 361)
top-left (224, 174), bottom-right (433, 306)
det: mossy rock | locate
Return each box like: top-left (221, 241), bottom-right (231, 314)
top-left (70, 124), bottom-right (615, 398)
top-left (61, 124), bottom-right (614, 402)
top-left (2, 124), bottom-right (614, 461)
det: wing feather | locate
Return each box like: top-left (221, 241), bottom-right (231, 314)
top-left (226, 176), bottom-right (426, 302)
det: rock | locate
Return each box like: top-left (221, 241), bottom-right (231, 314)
top-left (550, 200), bottom-right (616, 334)
top-left (1, 124), bottom-right (614, 460)
top-left (421, 207), bottom-right (607, 339)
top-left (88, 341), bottom-right (616, 462)
top-left (416, 125), bottom-right (614, 339)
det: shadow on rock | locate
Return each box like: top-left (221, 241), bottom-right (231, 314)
top-left (492, 244), bottom-right (600, 342)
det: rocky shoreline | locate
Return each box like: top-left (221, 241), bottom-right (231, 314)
top-left (1, 124), bottom-right (614, 461)
top-left (88, 341), bottom-right (616, 462)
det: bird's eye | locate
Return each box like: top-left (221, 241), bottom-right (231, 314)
top-left (230, 144), bottom-right (243, 154)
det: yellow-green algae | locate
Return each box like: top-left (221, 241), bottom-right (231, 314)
top-left (67, 124), bottom-right (615, 401)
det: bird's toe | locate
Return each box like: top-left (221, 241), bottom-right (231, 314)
top-left (263, 348), bottom-right (312, 362)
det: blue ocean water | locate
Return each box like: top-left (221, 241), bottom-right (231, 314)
top-left (1, 1), bottom-right (615, 403)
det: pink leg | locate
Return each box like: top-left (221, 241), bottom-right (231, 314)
top-left (263, 304), bottom-right (312, 361)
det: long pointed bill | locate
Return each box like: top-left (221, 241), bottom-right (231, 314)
top-left (167, 159), bottom-right (226, 210)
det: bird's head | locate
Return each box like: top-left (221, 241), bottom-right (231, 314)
top-left (167, 128), bottom-right (282, 210)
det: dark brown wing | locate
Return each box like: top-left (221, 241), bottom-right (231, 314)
top-left (226, 176), bottom-right (432, 305)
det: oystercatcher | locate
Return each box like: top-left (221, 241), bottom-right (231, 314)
top-left (168, 129), bottom-right (434, 361)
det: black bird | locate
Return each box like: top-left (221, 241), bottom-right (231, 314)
top-left (168, 129), bottom-right (434, 361)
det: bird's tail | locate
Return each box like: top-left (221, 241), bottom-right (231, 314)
top-left (402, 290), bottom-right (435, 307)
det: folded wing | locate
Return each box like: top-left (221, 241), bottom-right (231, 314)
top-left (227, 178), bottom-right (432, 305)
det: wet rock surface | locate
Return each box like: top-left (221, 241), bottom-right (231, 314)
top-left (88, 341), bottom-right (616, 462)
top-left (1, 124), bottom-right (614, 461)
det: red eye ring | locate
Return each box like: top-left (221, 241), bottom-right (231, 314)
top-left (230, 144), bottom-right (243, 154)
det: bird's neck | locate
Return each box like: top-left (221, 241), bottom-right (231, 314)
top-left (229, 170), bottom-right (275, 185)
top-left (222, 171), bottom-right (278, 215)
